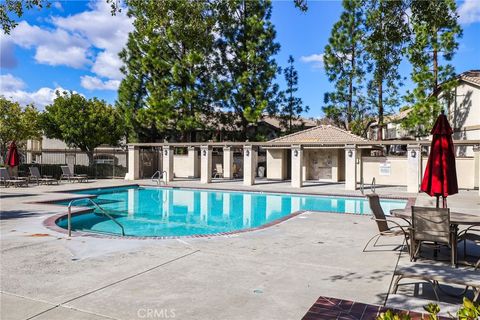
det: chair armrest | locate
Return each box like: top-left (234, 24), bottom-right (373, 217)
top-left (373, 218), bottom-right (411, 236)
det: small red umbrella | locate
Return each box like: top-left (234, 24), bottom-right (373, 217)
top-left (420, 110), bottom-right (458, 208)
top-left (6, 141), bottom-right (20, 167)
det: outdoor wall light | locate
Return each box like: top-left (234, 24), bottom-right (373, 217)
top-left (164, 150), bottom-right (168, 156)
top-left (203, 150), bottom-right (207, 156)
top-left (294, 149), bottom-right (299, 157)
top-left (411, 150), bottom-right (417, 158)
top-left (246, 149), bottom-right (250, 156)
top-left (348, 150), bottom-right (353, 157)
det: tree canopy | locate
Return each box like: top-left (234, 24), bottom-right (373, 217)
top-left (0, 96), bottom-right (42, 162)
top-left (42, 92), bottom-right (124, 165)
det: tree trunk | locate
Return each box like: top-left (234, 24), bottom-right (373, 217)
top-left (86, 151), bottom-right (95, 167)
top-left (377, 79), bottom-right (384, 141)
top-left (433, 47), bottom-right (438, 92)
top-left (347, 13), bottom-right (356, 132)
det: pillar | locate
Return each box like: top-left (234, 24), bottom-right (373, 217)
top-left (243, 145), bottom-right (257, 186)
top-left (345, 145), bottom-right (357, 190)
top-left (187, 146), bottom-right (199, 178)
top-left (474, 145), bottom-right (480, 195)
top-left (407, 144), bottom-right (421, 193)
top-left (200, 145), bottom-right (212, 184)
top-left (163, 146), bottom-right (174, 182)
top-left (125, 145), bottom-right (139, 180)
top-left (223, 146), bottom-right (234, 179)
top-left (291, 145), bottom-right (303, 188)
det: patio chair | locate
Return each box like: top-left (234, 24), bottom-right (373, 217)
top-left (410, 206), bottom-right (453, 263)
top-left (363, 193), bottom-right (410, 252)
top-left (213, 163), bottom-right (224, 178)
top-left (60, 165), bottom-right (88, 183)
top-left (459, 226), bottom-right (480, 258)
top-left (0, 167), bottom-right (28, 188)
top-left (29, 167), bottom-right (58, 185)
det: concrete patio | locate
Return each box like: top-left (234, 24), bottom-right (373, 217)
top-left (1, 179), bottom-right (479, 319)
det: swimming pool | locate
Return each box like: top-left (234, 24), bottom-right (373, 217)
top-left (54, 186), bottom-right (407, 237)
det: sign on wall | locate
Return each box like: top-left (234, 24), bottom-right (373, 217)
top-left (379, 162), bottom-right (391, 176)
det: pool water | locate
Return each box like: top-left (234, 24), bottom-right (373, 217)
top-left (55, 186), bottom-right (407, 237)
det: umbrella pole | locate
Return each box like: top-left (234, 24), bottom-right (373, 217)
top-left (443, 197), bottom-right (447, 209)
top-left (436, 195), bottom-right (439, 208)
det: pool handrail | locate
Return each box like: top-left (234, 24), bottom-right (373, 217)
top-left (152, 170), bottom-right (167, 185)
top-left (67, 198), bottom-right (126, 237)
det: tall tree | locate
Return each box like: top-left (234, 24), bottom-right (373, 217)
top-left (215, 0), bottom-right (280, 140)
top-left (278, 55), bottom-right (309, 134)
top-left (402, 0), bottom-right (462, 135)
top-left (364, 0), bottom-right (407, 140)
top-left (118, 0), bottom-right (216, 143)
top-left (0, 97), bottom-right (41, 162)
top-left (42, 92), bottom-right (124, 166)
top-left (323, 0), bottom-right (368, 135)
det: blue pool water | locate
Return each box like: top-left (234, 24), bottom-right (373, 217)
top-left (55, 186), bottom-right (407, 237)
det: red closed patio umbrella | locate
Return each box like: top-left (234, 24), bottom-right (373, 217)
top-left (420, 110), bottom-right (458, 208)
top-left (6, 141), bottom-right (20, 167)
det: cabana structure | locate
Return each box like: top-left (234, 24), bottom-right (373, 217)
top-left (125, 126), bottom-right (480, 194)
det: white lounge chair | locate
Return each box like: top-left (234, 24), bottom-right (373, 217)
top-left (213, 163), bottom-right (223, 178)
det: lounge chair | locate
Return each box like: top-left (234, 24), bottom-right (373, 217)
top-left (390, 261), bottom-right (480, 302)
top-left (29, 167), bottom-right (59, 185)
top-left (0, 167), bottom-right (28, 188)
top-left (213, 163), bottom-right (223, 178)
top-left (60, 166), bottom-right (88, 183)
top-left (363, 193), bottom-right (410, 252)
top-left (410, 206), bottom-right (453, 264)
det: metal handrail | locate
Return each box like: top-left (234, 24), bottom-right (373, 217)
top-left (151, 170), bottom-right (167, 185)
top-left (371, 177), bottom-right (376, 193)
top-left (67, 198), bottom-right (125, 236)
top-left (360, 177), bottom-right (364, 195)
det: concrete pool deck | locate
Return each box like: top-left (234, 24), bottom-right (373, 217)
top-left (1, 179), bottom-right (479, 319)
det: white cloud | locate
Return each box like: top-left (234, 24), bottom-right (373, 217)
top-left (80, 75), bottom-right (120, 91)
top-left (0, 74), bottom-right (26, 91)
top-left (0, 74), bottom-right (66, 109)
top-left (53, 2), bottom-right (63, 10)
top-left (300, 53), bottom-right (324, 69)
top-left (91, 51), bottom-right (124, 80)
top-left (3, 1), bottom-right (133, 89)
top-left (8, 21), bottom-right (91, 68)
top-left (458, 0), bottom-right (480, 24)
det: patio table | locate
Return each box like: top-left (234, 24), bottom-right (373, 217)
top-left (390, 208), bottom-right (480, 267)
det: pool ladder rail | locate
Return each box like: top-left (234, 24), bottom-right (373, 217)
top-left (152, 170), bottom-right (167, 185)
top-left (67, 198), bottom-right (126, 237)
top-left (360, 177), bottom-right (376, 195)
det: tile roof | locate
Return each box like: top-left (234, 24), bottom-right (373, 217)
top-left (269, 125), bottom-right (368, 144)
top-left (459, 70), bottom-right (480, 86)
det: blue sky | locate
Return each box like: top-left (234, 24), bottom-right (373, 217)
top-left (1, 0), bottom-right (479, 118)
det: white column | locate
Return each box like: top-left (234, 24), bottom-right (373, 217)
top-left (291, 145), bottom-right (303, 188)
top-left (125, 145), bottom-right (139, 180)
top-left (187, 146), bottom-right (199, 178)
top-left (407, 144), bottom-right (422, 193)
top-left (243, 145), bottom-right (257, 186)
top-left (474, 145), bottom-right (480, 195)
top-left (223, 146), bottom-right (234, 180)
top-left (162, 146), bottom-right (174, 182)
top-left (345, 144), bottom-right (357, 190)
top-left (200, 145), bottom-right (212, 184)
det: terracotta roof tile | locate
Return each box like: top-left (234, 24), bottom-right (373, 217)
top-left (460, 70), bottom-right (480, 86)
top-left (269, 125), bottom-right (368, 144)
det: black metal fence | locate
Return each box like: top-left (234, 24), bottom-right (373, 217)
top-left (13, 148), bottom-right (128, 179)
